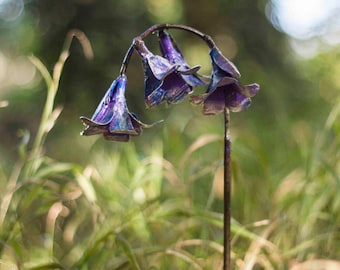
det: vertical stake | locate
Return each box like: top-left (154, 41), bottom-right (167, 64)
top-left (224, 107), bottom-right (231, 270)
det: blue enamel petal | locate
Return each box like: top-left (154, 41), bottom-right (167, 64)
top-left (206, 61), bottom-right (228, 94)
top-left (143, 62), bottom-right (163, 97)
top-left (145, 87), bottom-right (166, 107)
top-left (147, 55), bottom-right (178, 80)
top-left (89, 78), bottom-right (120, 124)
top-left (143, 62), bottom-right (166, 107)
top-left (210, 46), bottom-right (241, 78)
top-left (109, 110), bottom-right (136, 135)
top-left (107, 77), bottom-right (136, 135)
top-left (135, 39), bottom-right (177, 80)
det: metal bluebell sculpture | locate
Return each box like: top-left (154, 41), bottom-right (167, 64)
top-left (80, 24), bottom-right (260, 270)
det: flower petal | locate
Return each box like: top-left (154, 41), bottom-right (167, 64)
top-left (202, 82), bottom-right (252, 115)
top-left (147, 55), bottom-right (178, 80)
top-left (189, 94), bottom-right (208, 106)
top-left (143, 63), bottom-right (165, 106)
top-left (210, 46), bottom-right (241, 78)
top-left (238, 83), bottom-right (260, 98)
top-left (226, 91), bottom-right (251, 112)
top-left (162, 73), bottom-right (192, 103)
top-left (135, 38), bottom-right (177, 80)
top-left (203, 88), bottom-right (226, 115)
top-left (80, 116), bottom-right (108, 136)
top-left (108, 112), bottom-right (137, 135)
top-left (89, 79), bottom-right (121, 124)
top-left (158, 30), bottom-right (186, 66)
top-left (129, 112), bottom-right (164, 129)
top-left (217, 76), bottom-right (238, 87)
top-left (103, 133), bottom-right (130, 142)
top-left (159, 30), bottom-right (207, 87)
top-left (177, 65), bottom-right (201, 75)
top-left (178, 65), bottom-right (208, 87)
top-left (145, 87), bottom-right (166, 108)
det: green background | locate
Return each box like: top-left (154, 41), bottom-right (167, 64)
top-left (0, 0), bottom-right (339, 269)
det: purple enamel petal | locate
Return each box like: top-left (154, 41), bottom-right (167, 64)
top-left (203, 87), bottom-right (226, 115)
top-left (202, 82), bottom-right (252, 115)
top-left (158, 30), bottom-right (186, 65)
top-left (161, 73), bottom-right (192, 103)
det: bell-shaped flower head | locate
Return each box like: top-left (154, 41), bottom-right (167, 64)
top-left (134, 38), bottom-right (203, 108)
top-left (80, 75), bottom-right (158, 142)
top-left (158, 30), bottom-right (206, 87)
top-left (190, 46), bottom-right (259, 115)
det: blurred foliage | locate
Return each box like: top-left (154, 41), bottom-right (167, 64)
top-left (0, 0), bottom-right (340, 269)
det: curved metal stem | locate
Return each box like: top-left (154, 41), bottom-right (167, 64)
top-left (119, 43), bottom-right (135, 75)
top-left (137, 24), bottom-right (216, 48)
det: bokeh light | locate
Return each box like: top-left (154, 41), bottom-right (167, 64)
top-left (268, 0), bottom-right (340, 40)
top-left (0, 0), bottom-right (24, 23)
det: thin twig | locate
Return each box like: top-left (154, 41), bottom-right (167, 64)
top-left (224, 107), bottom-right (231, 270)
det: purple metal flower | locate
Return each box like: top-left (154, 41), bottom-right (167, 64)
top-left (158, 30), bottom-right (206, 87)
top-left (190, 46), bottom-right (259, 115)
top-left (80, 75), bottom-right (157, 142)
top-left (134, 38), bottom-right (205, 108)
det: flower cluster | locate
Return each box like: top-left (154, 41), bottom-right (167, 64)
top-left (80, 24), bottom-right (259, 141)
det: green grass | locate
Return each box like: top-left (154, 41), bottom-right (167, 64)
top-left (1, 31), bottom-right (339, 269)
